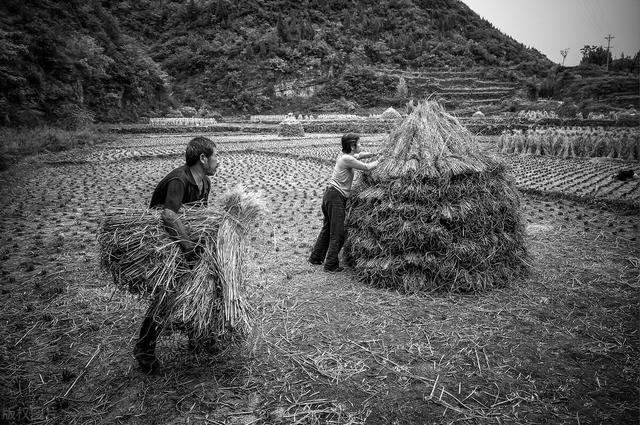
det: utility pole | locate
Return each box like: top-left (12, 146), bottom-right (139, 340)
top-left (604, 34), bottom-right (615, 71)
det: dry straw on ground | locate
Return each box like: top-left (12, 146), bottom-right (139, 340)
top-left (99, 185), bottom-right (266, 344)
top-left (346, 100), bottom-right (529, 293)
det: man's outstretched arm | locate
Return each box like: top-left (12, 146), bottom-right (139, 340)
top-left (343, 156), bottom-right (380, 171)
top-left (353, 151), bottom-right (376, 160)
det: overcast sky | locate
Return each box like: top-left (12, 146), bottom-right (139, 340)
top-left (459, 0), bottom-right (640, 66)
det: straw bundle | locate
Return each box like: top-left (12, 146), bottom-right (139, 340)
top-left (99, 185), bottom-right (266, 342)
top-left (499, 128), bottom-right (640, 161)
top-left (278, 117), bottom-right (305, 137)
top-left (345, 101), bottom-right (528, 294)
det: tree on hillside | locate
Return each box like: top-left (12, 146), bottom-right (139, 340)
top-left (395, 75), bottom-right (408, 98)
top-left (214, 0), bottom-right (230, 26)
top-left (609, 51), bottom-right (640, 74)
top-left (560, 48), bottom-right (569, 66)
top-left (580, 45), bottom-right (611, 67)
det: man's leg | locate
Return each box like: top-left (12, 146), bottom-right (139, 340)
top-left (323, 189), bottom-right (346, 272)
top-left (309, 189), bottom-right (331, 264)
top-left (134, 303), bottom-right (162, 373)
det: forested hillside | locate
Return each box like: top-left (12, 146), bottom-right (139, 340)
top-left (0, 0), bottom-right (172, 126)
top-left (108, 0), bottom-right (554, 113)
top-left (1, 0), bottom-right (557, 125)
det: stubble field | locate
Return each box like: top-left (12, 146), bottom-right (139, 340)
top-left (0, 132), bottom-right (638, 425)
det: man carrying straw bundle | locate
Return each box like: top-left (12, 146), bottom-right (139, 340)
top-left (309, 133), bottom-right (380, 272)
top-left (135, 136), bottom-right (219, 373)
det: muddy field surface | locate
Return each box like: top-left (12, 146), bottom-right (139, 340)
top-left (0, 133), bottom-right (638, 425)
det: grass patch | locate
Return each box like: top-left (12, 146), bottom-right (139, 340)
top-left (0, 126), bottom-right (116, 170)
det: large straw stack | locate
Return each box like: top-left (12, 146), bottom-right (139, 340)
top-left (99, 185), bottom-right (265, 343)
top-left (345, 101), bottom-right (528, 293)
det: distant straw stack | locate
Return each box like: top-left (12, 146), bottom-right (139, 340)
top-left (381, 107), bottom-right (402, 120)
top-left (345, 101), bottom-right (529, 293)
top-left (278, 116), bottom-right (305, 137)
top-left (99, 185), bottom-right (266, 343)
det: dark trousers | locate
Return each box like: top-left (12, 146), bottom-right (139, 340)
top-left (136, 303), bottom-right (161, 354)
top-left (310, 186), bottom-right (347, 270)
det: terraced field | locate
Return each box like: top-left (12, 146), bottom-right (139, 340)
top-left (376, 68), bottom-right (518, 108)
top-left (1, 132), bottom-right (638, 425)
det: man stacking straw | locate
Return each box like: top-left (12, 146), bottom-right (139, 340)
top-left (132, 136), bottom-right (219, 373)
top-left (308, 133), bottom-right (381, 272)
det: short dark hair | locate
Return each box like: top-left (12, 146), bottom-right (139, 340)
top-left (185, 136), bottom-right (217, 166)
top-left (341, 133), bottom-right (360, 153)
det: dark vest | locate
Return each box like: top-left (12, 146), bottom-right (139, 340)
top-left (149, 165), bottom-right (210, 209)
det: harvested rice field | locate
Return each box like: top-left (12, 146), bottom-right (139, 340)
top-left (0, 132), bottom-right (638, 424)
